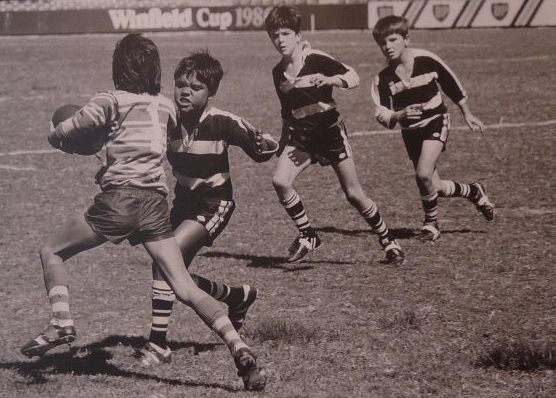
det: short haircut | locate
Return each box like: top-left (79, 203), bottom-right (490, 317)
top-left (174, 50), bottom-right (224, 96)
top-left (112, 33), bottom-right (161, 95)
top-left (264, 6), bottom-right (302, 34)
top-left (372, 15), bottom-right (409, 44)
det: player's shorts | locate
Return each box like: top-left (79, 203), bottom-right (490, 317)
top-left (170, 187), bottom-right (235, 246)
top-left (287, 120), bottom-right (352, 166)
top-left (85, 187), bottom-right (174, 246)
top-left (401, 113), bottom-right (450, 163)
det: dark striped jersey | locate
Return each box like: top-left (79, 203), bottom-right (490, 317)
top-left (272, 41), bottom-right (359, 131)
top-left (56, 90), bottom-right (177, 195)
top-left (372, 48), bottom-right (467, 130)
top-left (167, 107), bottom-right (273, 200)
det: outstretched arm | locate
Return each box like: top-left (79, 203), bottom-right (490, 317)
top-left (227, 117), bottom-right (278, 162)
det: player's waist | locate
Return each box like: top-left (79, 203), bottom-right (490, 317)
top-left (291, 100), bottom-right (337, 120)
top-left (174, 178), bottom-right (233, 200)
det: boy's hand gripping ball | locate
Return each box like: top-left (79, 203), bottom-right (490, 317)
top-left (50, 104), bottom-right (107, 155)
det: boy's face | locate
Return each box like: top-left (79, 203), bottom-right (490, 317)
top-left (268, 28), bottom-right (300, 57)
top-left (379, 33), bottom-right (409, 62)
top-left (174, 71), bottom-right (211, 114)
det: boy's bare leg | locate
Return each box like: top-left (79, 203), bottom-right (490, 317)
top-left (273, 146), bottom-right (320, 262)
top-left (142, 221), bottom-right (257, 365)
top-left (414, 140), bottom-right (444, 240)
top-left (143, 237), bottom-right (266, 391)
top-left (21, 215), bottom-right (106, 357)
top-left (333, 157), bottom-right (404, 265)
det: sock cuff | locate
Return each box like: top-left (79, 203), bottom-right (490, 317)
top-left (421, 192), bottom-right (439, 202)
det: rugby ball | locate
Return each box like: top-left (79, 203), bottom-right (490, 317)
top-left (51, 104), bottom-right (106, 155)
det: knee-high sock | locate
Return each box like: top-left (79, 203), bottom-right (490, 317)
top-left (191, 274), bottom-right (245, 308)
top-left (281, 191), bottom-right (312, 232)
top-left (359, 201), bottom-right (392, 248)
top-left (191, 295), bottom-right (249, 356)
top-left (421, 192), bottom-right (439, 225)
top-left (438, 180), bottom-right (478, 200)
top-left (148, 280), bottom-right (175, 348)
top-left (48, 285), bottom-right (73, 328)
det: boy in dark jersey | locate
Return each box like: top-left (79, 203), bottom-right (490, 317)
top-left (265, 6), bottom-right (404, 265)
top-left (136, 51), bottom-right (277, 375)
top-left (371, 16), bottom-right (494, 241)
top-left (20, 35), bottom-right (265, 391)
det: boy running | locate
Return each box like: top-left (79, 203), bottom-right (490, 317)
top-left (371, 16), bottom-right (494, 241)
top-left (20, 34), bottom-right (265, 391)
top-left (265, 6), bottom-right (404, 265)
top-left (136, 50), bottom-right (278, 368)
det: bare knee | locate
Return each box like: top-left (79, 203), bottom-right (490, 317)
top-left (344, 187), bottom-right (367, 209)
top-left (272, 174), bottom-right (291, 196)
top-left (415, 170), bottom-right (435, 191)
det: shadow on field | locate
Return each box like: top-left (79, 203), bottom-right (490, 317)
top-left (2, 335), bottom-right (237, 391)
top-left (316, 226), bottom-right (485, 239)
top-left (201, 251), bottom-right (354, 270)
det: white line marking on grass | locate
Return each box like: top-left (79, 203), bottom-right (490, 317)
top-left (1, 120), bottom-right (554, 158)
top-left (349, 119), bottom-right (556, 137)
top-left (0, 164), bottom-right (36, 171)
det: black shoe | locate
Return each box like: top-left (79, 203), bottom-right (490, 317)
top-left (287, 230), bottom-right (321, 263)
top-left (234, 348), bottom-right (266, 391)
top-left (228, 286), bottom-right (257, 331)
top-left (384, 241), bottom-right (405, 265)
top-left (470, 182), bottom-right (494, 221)
top-left (417, 223), bottom-right (441, 242)
top-left (21, 323), bottom-right (76, 357)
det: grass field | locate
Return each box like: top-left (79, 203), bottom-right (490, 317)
top-left (0, 28), bottom-right (555, 398)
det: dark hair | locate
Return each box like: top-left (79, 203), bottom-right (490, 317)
top-left (112, 33), bottom-right (161, 95)
top-left (174, 50), bottom-right (223, 96)
top-left (372, 15), bottom-right (409, 44)
top-left (264, 6), bottom-right (302, 34)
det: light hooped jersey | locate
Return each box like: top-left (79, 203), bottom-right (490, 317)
top-left (372, 49), bottom-right (467, 130)
top-left (57, 90), bottom-right (177, 195)
top-left (272, 42), bottom-right (359, 131)
top-left (167, 107), bottom-right (271, 200)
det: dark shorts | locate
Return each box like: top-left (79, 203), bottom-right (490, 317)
top-left (402, 114), bottom-right (450, 163)
top-left (288, 121), bottom-right (352, 166)
top-left (85, 187), bottom-right (174, 246)
top-left (170, 188), bottom-right (235, 246)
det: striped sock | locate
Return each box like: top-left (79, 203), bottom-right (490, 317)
top-left (281, 191), bottom-right (312, 232)
top-left (421, 192), bottom-right (439, 225)
top-left (48, 285), bottom-right (73, 328)
top-left (192, 296), bottom-right (248, 356)
top-left (360, 201), bottom-right (392, 248)
top-left (192, 274), bottom-right (245, 308)
top-left (148, 280), bottom-right (175, 349)
top-left (438, 180), bottom-right (478, 200)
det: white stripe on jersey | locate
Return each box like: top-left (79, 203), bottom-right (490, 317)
top-left (413, 48), bottom-right (467, 99)
top-left (186, 140), bottom-right (226, 155)
top-left (174, 171), bottom-right (230, 190)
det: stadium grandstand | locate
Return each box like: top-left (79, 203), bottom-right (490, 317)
top-left (0, 0), bottom-right (367, 12)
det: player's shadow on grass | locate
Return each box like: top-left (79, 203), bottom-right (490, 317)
top-left (315, 226), bottom-right (485, 239)
top-left (2, 335), bottom-right (237, 392)
top-left (200, 251), bottom-right (354, 270)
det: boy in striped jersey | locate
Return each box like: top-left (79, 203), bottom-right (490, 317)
top-left (136, 51), bottom-right (278, 369)
top-left (265, 6), bottom-right (404, 265)
top-left (371, 16), bottom-right (494, 242)
top-left (20, 34), bottom-right (265, 391)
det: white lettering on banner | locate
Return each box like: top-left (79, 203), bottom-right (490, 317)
top-left (196, 8), bottom-right (233, 30)
top-left (108, 8), bottom-right (193, 30)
